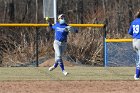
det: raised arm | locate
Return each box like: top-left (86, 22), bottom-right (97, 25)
top-left (45, 17), bottom-right (53, 31)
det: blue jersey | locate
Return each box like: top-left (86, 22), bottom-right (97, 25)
top-left (51, 22), bottom-right (69, 42)
top-left (128, 18), bottom-right (140, 39)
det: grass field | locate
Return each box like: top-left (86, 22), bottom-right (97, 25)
top-left (0, 66), bottom-right (136, 81)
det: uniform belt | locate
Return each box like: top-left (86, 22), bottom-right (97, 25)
top-left (60, 40), bottom-right (66, 43)
top-left (55, 40), bottom-right (66, 43)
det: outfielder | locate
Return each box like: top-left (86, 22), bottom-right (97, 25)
top-left (46, 14), bottom-right (78, 76)
top-left (128, 10), bottom-right (140, 80)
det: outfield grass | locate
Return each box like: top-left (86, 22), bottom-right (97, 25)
top-left (0, 66), bottom-right (136, 81)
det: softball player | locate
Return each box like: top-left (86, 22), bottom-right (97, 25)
top-left (128, 10), bottom-right (140, 80)
top-left (46, 14), bottom-right (78, 76)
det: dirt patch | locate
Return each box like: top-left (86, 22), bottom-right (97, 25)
top-left (0, 81), bottom-right (140, 93)
top-left (39, 58), bottom-right (74, 67)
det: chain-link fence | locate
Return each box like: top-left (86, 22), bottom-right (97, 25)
top-left (0, 26), bottom-right (104, 67)
top-left (0, 27), bottom-right (51, 67)
top-left (107, 42), bottom-right (136, 67)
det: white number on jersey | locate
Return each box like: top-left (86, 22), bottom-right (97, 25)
top-left (133, 25), bottom-right (139, 33)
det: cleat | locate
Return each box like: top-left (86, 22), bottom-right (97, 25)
top-left (49, 66), bottom-right (55, 71)
top-left (63, 70), bottom-right (69, 76)
top-left (134, 74), bottom-right (139, 80)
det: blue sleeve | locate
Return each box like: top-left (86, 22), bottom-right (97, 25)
top-left (52, 24), bottom-right (56, 30)
top-left (48, 23), bottom-right (53, 30)
top-left (48, 23), bottom-right (56, 31)
top-left (128, 24), bottom-right (133, 35)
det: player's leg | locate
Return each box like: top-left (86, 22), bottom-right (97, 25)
top-left (48, 51), bottom-right (59, 71)
top-left (134, 50), bottom-right (140, 80)
top-left (59, 42), bottom-right (68, 75)
top-left (133, 39), bottom-right (140, 80)
top-left (49, 40), bottom-right (60, 71)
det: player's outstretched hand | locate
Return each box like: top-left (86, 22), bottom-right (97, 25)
top-left (65, 26), bottom-right (74, 32)
top-left (65, 26), bottom-right (78, 33)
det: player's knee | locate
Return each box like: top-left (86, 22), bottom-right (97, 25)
top-left (136, 63), bottom-right (140, 69)
top-left (57, 59), bottom-right (63, 64)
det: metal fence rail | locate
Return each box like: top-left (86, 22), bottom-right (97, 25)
top-left (0, 24), bottom-right (105, 27)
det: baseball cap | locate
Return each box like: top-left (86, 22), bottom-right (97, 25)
top-left (58, 14), bottom-right (65, 20)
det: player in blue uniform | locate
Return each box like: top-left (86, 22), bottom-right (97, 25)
top-left (128, 10), bottom-right (140, 80)
top-left (46, 14), bottom-right (78, 76)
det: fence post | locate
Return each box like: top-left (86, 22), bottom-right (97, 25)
top-left (36, 27), bottom-right (39, 67)
top-left (103, 20), bottom-right (107, 67)
top-left (36, 0), bottom-right (38, 67)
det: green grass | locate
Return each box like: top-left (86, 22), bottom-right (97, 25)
top-left (0, 66), bottom-right (136, 81)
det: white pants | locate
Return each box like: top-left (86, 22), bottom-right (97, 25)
top-left (53, 40), bottom-right (67, 62)
top-left (133, 39), bottom-right (140, 68)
